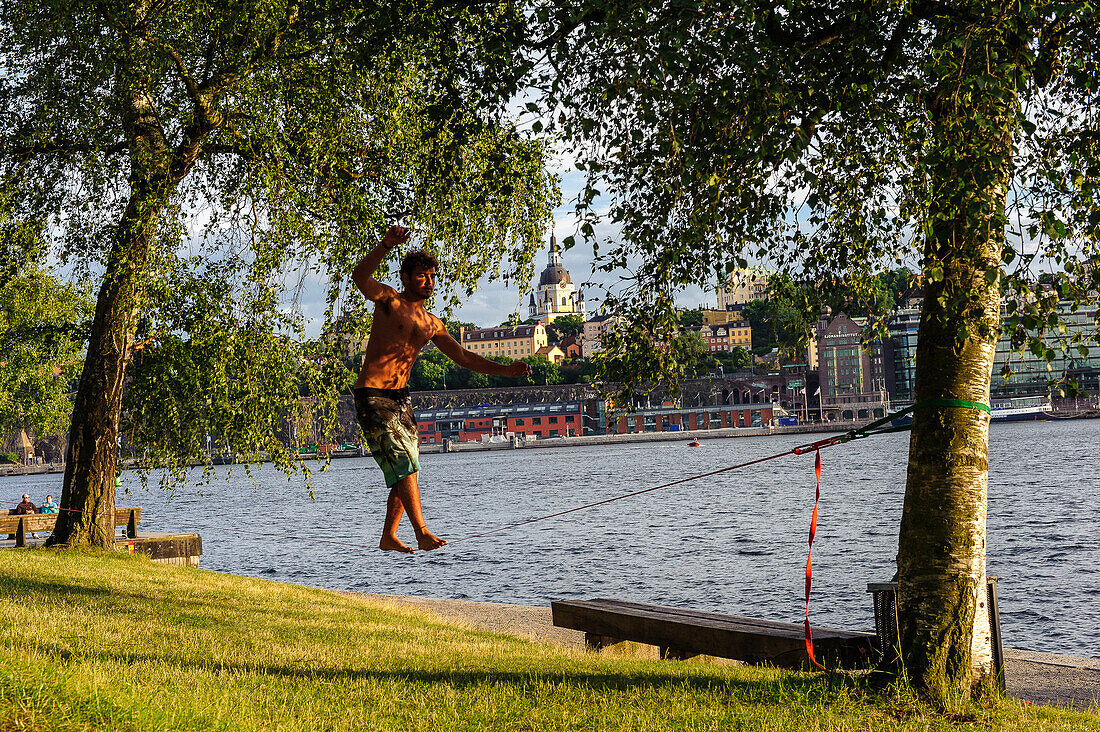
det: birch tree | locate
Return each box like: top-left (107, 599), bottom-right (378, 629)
top-left (532, 0), bottom-right (1100, 702)
top-left (0, 0), bottom-right (556, 547)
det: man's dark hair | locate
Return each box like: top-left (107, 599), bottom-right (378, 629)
top-left (401, 250), bottom-right (438, 277)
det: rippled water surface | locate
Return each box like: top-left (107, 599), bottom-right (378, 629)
top-left (12, 419), bottom-right (1100, 657)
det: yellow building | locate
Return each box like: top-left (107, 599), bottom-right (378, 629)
top-left (696, 321), bottom-right (752, 351)
top-left (700, 309), bottom-right (744, 327)
top-left (527, 234), bottom-right (586, 324)
top-left (582, 314), bottom-right (622, 357)
top-left (461, 323), bottom-right (547, 359)
top-left (716, 267), bottom-right (772, 309)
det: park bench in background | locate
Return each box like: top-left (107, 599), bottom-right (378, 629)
top-left (1, 507), bottom-right (141, 547)
top-left (551, 598), bottom-right (876, 669)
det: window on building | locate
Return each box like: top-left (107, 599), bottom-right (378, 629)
top-left (515, 418), bottom-right (524, 426)
top-left (532, 417), bottom-right (541, 425)
top-left (549, 416), bottom-right (558, 423)
top-left (566, 415), bottom-right (575, 422)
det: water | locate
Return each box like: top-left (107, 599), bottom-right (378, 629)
top-left (9, 420), bottom-right (1100, 657)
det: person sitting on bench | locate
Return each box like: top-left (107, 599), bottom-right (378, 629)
top-left (13, 494), bottom-right (39, 538)
top-left (14, 494), bottom-right (38, 514)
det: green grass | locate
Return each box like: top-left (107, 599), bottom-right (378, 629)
top-left (0, 550), bottom-right (1094, 731)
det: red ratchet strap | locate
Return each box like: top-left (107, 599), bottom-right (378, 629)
top-left (804, 450), bottom-right (825, 670)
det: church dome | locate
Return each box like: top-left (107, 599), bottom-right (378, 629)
top-left (539, 265), bottom-right (572, 287)
top-left (537, 233), bottom-right (571, 286)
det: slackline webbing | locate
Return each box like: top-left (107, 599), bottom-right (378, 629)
top-left (451, 398), bottom-right (991, 543)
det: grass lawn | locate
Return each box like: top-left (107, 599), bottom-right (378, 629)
top-left (0, 549), bottom-right (1094, 731)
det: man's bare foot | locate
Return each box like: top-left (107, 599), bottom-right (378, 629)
top-left (379, 534), bottom-right (415, 553)
top-left (414, 527), bottom-right (448, 551)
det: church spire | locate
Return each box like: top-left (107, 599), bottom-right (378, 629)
top-left (548, 233), bottom-right (561, 267)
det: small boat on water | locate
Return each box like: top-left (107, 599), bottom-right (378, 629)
top-left (990, 396), bottom-right (1052, 422)
top-left (688, 440), bottom-right (701, 447)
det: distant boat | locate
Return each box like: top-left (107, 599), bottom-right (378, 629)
top-left (891, 395), bottom-right (1052, 427)
top-left (990, 396), bottom-right (1052, 422)
top-left (688, 440), bottom-right (701, 447)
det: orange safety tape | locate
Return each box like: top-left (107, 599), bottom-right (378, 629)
top-left (804, 450), bottom-right (825, 670)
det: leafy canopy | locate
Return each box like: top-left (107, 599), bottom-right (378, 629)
top-left (0, 0), bottom-right (559, 472)
top-left (530, 0), bottom-right (1100, 393)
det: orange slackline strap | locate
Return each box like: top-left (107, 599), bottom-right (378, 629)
top-left (804, 450), bottom-right (825, 670)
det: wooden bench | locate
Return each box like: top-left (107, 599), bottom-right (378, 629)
top-left (551, 598), bottom-right (876, 669)
top-left (1, 507), bottom-right (141, 547)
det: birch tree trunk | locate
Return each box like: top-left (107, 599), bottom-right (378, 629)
top-left (895, 10), bottom-right (1019, 702)
top-left (48, 51), bottom-right (173, 547)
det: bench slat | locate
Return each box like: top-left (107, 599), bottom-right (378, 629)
top-left (552, 598), bottom-right (874, 669)
top-left (1, 507), bottom-right (142, 536)
top-left (575, 598), bottom-right (866, 638)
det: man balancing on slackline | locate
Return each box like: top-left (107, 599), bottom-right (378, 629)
top-left (352, 225), bottom-right (532, 553)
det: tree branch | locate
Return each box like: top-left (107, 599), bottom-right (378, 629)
top-left (761, 1), bottom-right (873, 50)
top-left (0, 140), bottom-right (128, 158)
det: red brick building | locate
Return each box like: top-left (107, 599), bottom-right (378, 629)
top-left (415, 401), bottom-right (587, 443)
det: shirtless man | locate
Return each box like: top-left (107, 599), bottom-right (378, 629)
top-left (352, 225), bottom-right (532, 553)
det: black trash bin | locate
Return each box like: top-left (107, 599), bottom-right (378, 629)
top-left (867, 577), bottom-right (1005, 691)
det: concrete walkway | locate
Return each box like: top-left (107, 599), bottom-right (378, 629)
top-left (363, 594), bottom-right (1099, 712)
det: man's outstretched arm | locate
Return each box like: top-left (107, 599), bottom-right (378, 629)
top-left (352, 225), bottom-right (410, 302)
top-left (432, 330), bottom-right (533, 378)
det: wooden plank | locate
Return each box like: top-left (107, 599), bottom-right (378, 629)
top-left (552, 599), bottom-right (875, 669)
top-left (576, 599), bottom-right (870, 639)
top-left (0, 514), bottom-right (57, 533)
top-left (121, 533), bottom-right (202, 561)
top-left (0, 507), bottom-right (141, 534)
top-left (114, 507), bottom-right (141, 527)
top-left (558, 599), bottom-right (820, 640)
top-left (575, 598), bottom-right (803, 634)
top-left (554, 601), bottom-right (805, 662)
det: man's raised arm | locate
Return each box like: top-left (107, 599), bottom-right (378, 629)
top-left (352, 225), bottom-right (410, 301)
top-left (432, 329), bottom-right (533, 378)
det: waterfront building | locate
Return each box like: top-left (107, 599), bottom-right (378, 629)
top-left (460, 323), bottom-right (547, 359)
top-left (888, 300), bottom-right (1100, 402)
top-left (992, 301), bottom-right (1100, 397)
top-left (415, 400), bottom-right (589, 442)
top-left (609, 402), bottom-right (775, 433)
top-left (887, 306), bottom-right (921, 404)
top-left (816, 309), bottom-right (894, 421)
top-left (412, 394), bottom-right (779, 443)
top-left (527, 234), bottom-right (585, 324)
top-left (716, 267), bottom-right (772, 310)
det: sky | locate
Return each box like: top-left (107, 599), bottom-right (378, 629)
top-left (296, 168), bottom-right (717, 338)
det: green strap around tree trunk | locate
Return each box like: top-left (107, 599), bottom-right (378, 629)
top-left (842, 398), bottom-right (992, 441)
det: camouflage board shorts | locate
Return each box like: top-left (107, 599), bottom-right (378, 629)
top-left (353, 386), bottom-right (420, 488)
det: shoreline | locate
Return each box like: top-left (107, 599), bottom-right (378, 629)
top-left (358, 591), bottom-right (1100, 711)
top-left (5, 410), bottom-right (1098, 476)
top-left (0, 420), bottom-right (892, 477)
